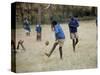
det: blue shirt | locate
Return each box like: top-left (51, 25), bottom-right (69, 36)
top-left (35, 25), bottom-right (42, 33)
top-left (54, 24), bottom-right (65, 40)
top-left (68, 17), bottom-right (79, 33)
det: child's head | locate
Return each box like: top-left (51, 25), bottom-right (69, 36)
top-left (52, 20), bottom-right (57, 25)
top-left (51, 21), bottom-right (57, 27)
top-left (51, 20), bottom-right (57, 31)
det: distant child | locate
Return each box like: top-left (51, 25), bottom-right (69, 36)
top-left (45, 21), bottom-right (65, 59)
top-left (35, 24), bottom-right (42, 41)
top-left (68, 16), bottom-right (79, 52)
top-left (23, 18), bottom-right (31, 36)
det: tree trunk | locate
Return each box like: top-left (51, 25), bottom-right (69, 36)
top-left (38, 5), bottom-right (42, 24)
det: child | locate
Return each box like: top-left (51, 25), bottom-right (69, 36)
top-left (45, 21), bottom-right (65, 59)
top-left (23, 18), bottom-right (31, 36)
top-left (16, 40), bottom-right (25, 50)
top-left (35, 24), bottom-right (42, 41)
top-left (68, 16), bottom-right (79, 52)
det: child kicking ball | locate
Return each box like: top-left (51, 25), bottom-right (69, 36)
top-left (45, 21), bottom-right (65, 59)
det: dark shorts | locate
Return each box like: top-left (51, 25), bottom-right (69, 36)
top-left (69, 27), bottom-right (77, 33)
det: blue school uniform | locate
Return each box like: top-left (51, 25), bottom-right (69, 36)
top-left (35, 25), bottom-right (42, 33)
top-left (54, 24), bottom-right (65, 40)
top-left (68, 17), bottom-right (79, 33)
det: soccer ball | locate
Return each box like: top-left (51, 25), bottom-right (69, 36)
top-left (45, 41), bottom-right (49, 46)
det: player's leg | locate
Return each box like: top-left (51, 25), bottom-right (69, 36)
top-left (72, 39), bottom-right (75, 52)
top-left (36, 33), bottom-right (38, 40)
top-left (59, 46), bottom-right (62, 59)
top-left (17, 40), bottom-right (25, 50)
top-left (75, 32), bottom-right (79, 46)
top-left (28, 32), bottom-right (30, 36)
top-left (70, 33), bottom-right (76, 52)
top-left (58, 39), bottom-right (64, 59)
top-left (38, 33), bottom-right (41, 41)
top-left (20, 40), bottom-right (25, 50)
top-left (45, 41), bottom-right (58, 57)
top-left (26, 31), bottom-right (29, 36)
top-left (75, 38), bottom-right (78, 45)
top-left (39, 32), bottom-right (42, 41)
top-left (27, 31), bottom-right (30, 36)
top-left (37, 32), bottom-right (39, 41)
top-left (17, 40), bottom-right (20, 49)
top-left (27, 27), bottom-right (31, 36)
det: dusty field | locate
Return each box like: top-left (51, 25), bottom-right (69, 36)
top-left (16, 20), bottom-right (97, 73)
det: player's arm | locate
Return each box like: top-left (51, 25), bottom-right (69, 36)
top-left (68, 21), bottom-right (73, 27)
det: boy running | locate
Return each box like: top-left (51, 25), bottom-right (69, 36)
top-left (45, 21), bottom-right (65, 59)
top-left (68, 16), bottom-right (79, 52)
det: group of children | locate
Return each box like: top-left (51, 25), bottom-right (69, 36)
top-left (23, 17), bottom-right (42, 41)
top-left (15, 16), bottom-right (79, 59)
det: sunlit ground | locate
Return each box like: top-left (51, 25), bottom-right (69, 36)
top-left (15, 20), bottom-right (97, 73)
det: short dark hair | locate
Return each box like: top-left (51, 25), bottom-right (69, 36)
top-left (51, 21), bottom-right (57, 30)
top-left (51, 20), bottom-right (57, 26)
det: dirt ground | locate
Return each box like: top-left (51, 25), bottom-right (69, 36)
top-left (15, 20), bottom-right (97, 73)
